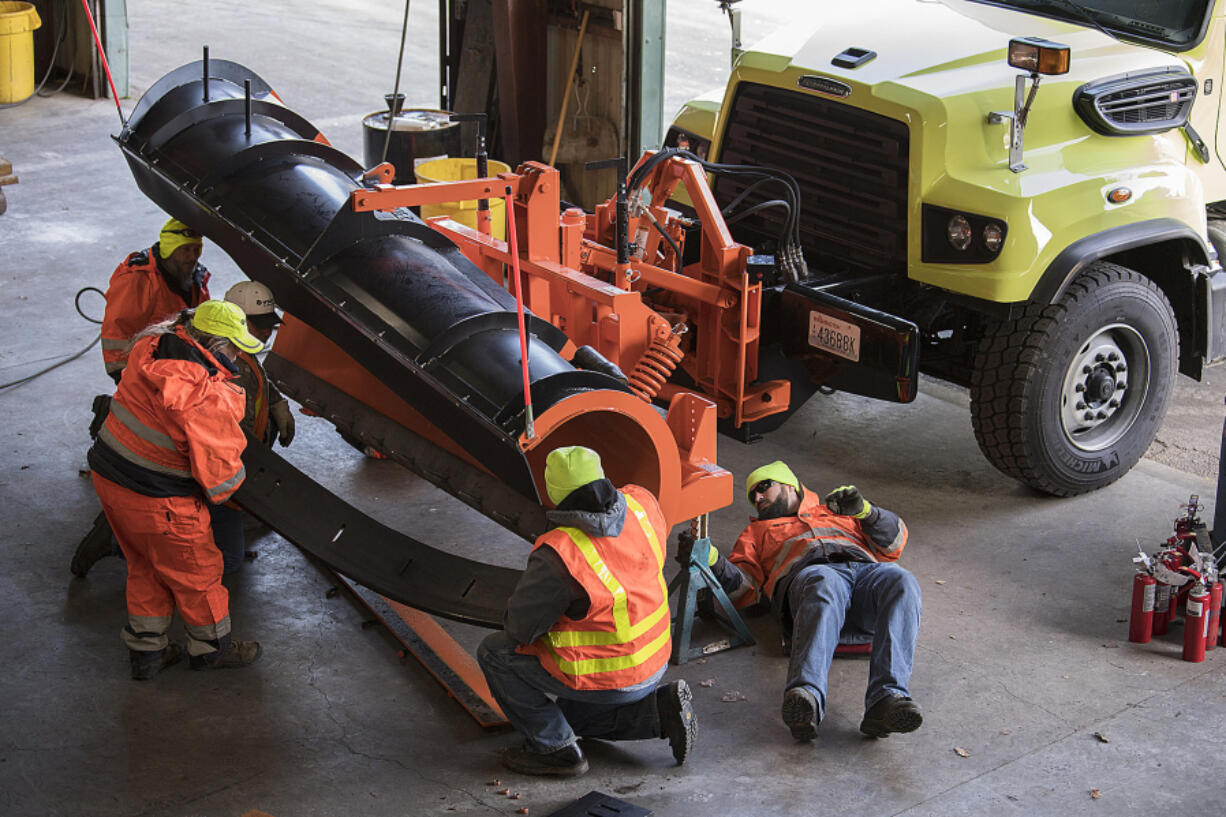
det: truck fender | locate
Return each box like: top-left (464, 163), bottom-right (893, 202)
top-left (1030, 218), bottom-right (1221, 376)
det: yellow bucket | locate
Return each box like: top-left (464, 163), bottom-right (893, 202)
top-left (415, 157), bottom-right (511, 241)
top-left (0, 2), bottom-right (41, 104)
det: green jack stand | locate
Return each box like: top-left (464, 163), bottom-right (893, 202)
top-left (668, 517), bottom-right (755, 665)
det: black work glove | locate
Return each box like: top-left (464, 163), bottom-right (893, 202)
top-left (88, 394), bottom-right (112, 440)
top-left (824, 485), bottom-right (872, 519)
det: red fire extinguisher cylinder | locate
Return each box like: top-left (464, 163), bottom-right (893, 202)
top-left (1129, 573), bottom-right (1156, 644)
top-left (1209, 580), bottom-right (1223, 651)
top-left (1182, 584), bottom-right (1211, 663)
top-left (1152, 582), bottom-right (1172, 635)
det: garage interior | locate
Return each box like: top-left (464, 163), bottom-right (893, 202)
top-left (2, 1), bottom-right (1225, 816)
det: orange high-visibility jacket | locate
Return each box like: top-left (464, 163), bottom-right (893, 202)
top-left (97, 327), bottom-right (247, 503)
top-left (101, 247), bottom-right (210, 378)
top-left (518, 485), bottom-right (671, 691)
top-left (729, 488), bottom-right (908, 604)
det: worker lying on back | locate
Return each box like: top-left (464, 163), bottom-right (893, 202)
top-left (202, 281), bottom-right (296, 575)
top-left (89, 301), bottom-right (263, 679)
top-left (477, 446), bottom-right (697, 777)
top-left (100, 217), bottom-right (211, 382)
top-left (708, 461), bottom-right (923, 741)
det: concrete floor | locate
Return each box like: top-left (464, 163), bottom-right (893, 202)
top-left (3, 2), bottom-right (1226, 815)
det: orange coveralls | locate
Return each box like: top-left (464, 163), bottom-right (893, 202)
top-left (100, 246), bottom-right (210, 380)
top-left (91, 327), bottom-right (246, 657)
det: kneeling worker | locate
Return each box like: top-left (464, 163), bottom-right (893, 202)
top-left (709, 461), bottom-right (922, 740)
top-left (89, 301), bottom-right (264, 679)
top-left (478, 446), bottom-right (696, 776)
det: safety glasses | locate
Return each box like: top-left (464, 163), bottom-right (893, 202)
top-left (164, 227), bottom-right (201, 238)
top-left (749, 479), bottom-right (775, 499)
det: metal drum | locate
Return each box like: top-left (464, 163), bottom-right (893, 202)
top-left (362, 101), bottom-right (463, 183)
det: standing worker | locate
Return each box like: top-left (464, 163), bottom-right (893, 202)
top-left (204, 281), bottom-right (296, 574)
top-left (708, 461), bottom-right (922, 741)
top-left (71, 218), bottom-right (213, 576)
top-left (100, 217), bottom-right (211, 382)
top-left (477, 446), bottom-right (697, 777)
top-left (89, 301), bottom-right (264, 679)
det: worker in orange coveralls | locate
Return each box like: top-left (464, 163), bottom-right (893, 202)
top-left (88, 301), bottom-right (264, 680)
top-left (100, 217), bottom-right (210, 383)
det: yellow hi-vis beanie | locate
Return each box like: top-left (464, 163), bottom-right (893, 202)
top-left (158, 218), bottom-right (203, 259)
top-left (745, 460), bottom-right (801, 503)
top-left (544, 446), bottom-right (605, 505)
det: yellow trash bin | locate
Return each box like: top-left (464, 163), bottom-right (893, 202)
top-left (415, 157), bottom-right (511, 241)
top-left (0, 2), bottom-right (41, 104)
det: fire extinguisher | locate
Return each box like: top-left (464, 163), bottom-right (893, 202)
top-left (1152, 582), bottom-right (1172, 635)
top-left (1208, 580), bottom-right (1223, 651)
top-left (1182, 583), bottom-right (1211, 662)
top-left (1129, 573), bottom-right (1156, 643)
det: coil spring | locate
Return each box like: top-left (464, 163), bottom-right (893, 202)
top-left (628, 331), bottom-right (684, 402)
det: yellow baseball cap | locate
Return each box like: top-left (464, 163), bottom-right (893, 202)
top-left (544, 446), bottom-right (605, 505)
top-left (159, 217), bottom-right (203, 259)
top-left (191, 300), bottom-right (264, 354)
top-left (745, 460), bottom-right (801, 503)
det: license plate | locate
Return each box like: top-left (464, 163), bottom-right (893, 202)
top-left (808, 311), bottom-right (861, 362)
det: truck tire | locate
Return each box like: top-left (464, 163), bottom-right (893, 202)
top-left (970, 261), bottom-right (1177, 496)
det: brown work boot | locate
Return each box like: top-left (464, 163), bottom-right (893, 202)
top-left (130, 643), bottom-right (184, 680)
top-left (501, 743), bottom-right (589, 777)
top-left (658, 680), bottom-right (697, 764)
top-left (859, 695), bottom-right (923, 738)
top-left (782, 686), bottom-right (820, 741)
top-left (190, 640), bottom-right (262, 670)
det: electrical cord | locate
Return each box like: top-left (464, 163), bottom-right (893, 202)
top-left (0, 286), bottom-right (106, 391)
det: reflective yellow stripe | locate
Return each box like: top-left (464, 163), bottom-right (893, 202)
top-left (101, 339), bottom-right (128, 351)
top-left (546, 600), bottom-right (670, 647)
top-left (98, 425), bottom-right (193, 479)
top-left (548, 627), bottom-right (670, 676)
top-left (110, 399), bottom-right (178, 452)
top-left (207, 466), bottom-right (245, 500)
top-left (544, 492), bottom-right (670, 663)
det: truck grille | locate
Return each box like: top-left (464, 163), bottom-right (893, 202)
top-left (714, 82), bottom-right (910, 276)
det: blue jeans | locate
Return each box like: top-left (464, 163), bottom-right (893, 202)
top-left (784, 561), bottom-right (921, 719)
top-left (477, 630), bottom-right (667, 753)
top-left (207, 502), bottom-right (245, 575)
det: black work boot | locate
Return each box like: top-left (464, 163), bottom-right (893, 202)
top-left (189, 640), bottom-right (262, 670)
top-left (501, 742), bottom-right (589, 777)
top-left (782, 686), bottom-right (820, 741)
top-left (859, 695), bottom-right (923, 738)
top-left (130, 643), bottom-right (184, 680)
top-left (658, 679), bottom-right (697, 764)
top-left (70, 512), bottom-right (121, 578)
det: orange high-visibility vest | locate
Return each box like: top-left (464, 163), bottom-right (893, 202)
top-left (518, 485), bottom-right (671, 691)
top-left (234, 350), bottom-right (269, 442)
top-left (98, 327), bottom-right (247, 503)
top-left (733, 489), bottom-right (907, 602)
top-left (101, 247), bottom-right (210, 378)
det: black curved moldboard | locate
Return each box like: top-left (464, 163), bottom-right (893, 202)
top-left (234, 442), bottom-right (521, 628)
top-left (116, 60), bottom-right (628, 500)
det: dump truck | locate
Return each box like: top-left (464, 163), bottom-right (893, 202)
top-left (665, 0), bottom-right (1226, 495)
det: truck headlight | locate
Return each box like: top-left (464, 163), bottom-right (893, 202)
top-left (922, 204), bottom-right (1008, 264)
top-left (983, 223), bottom-right (1004, 252)
top-left (947, 215), bottom-right (973, 251)
top-left (664, 125), bottom-right (710, 161)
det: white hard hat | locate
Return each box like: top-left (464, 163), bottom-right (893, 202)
top-left (225, 281), bottom-right (278, 317)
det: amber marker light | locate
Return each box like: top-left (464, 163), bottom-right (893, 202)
top-left (1008, 37), bottom-right (1070, 76)
top-left (1107, 187), bottom-right (1132, 204)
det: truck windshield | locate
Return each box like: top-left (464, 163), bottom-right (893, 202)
top-left (971, 0), bottom-right (1213, 49)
